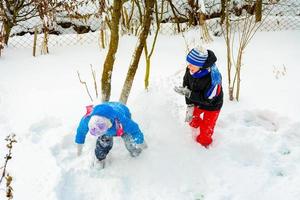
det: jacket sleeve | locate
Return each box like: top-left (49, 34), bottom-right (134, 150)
top-left (187, 77), bottom-right (212, 105)
top-left (122, 118), bottom-right (144, 144)
top-left (183, 68), bottom-right (194, 105)
top-left (75, 116), bottom-right (90, 144)
top-left (185, 95), bottom-right (194, 105)
top-left (183, 68), bottom-right (189, 88)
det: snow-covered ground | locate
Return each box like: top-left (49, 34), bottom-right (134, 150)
top-left (0, 30), bottom-right (300, 200)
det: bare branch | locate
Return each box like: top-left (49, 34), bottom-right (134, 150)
top-left (0, 134), bottom-right (17, 185)
top-left (90, 64), bottom-right (98, 99)
top-left (77, 71), bottom-right (93, 102)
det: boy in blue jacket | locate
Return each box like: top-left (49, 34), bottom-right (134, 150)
top-left (75, 102), bottom-right (147, 169)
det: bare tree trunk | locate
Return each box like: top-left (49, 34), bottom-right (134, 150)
top-left (235, 49), bottom-right (243, 101)
top-left (3, 22), bottom-right (12, 45)
top-left (167, 0), bottom-right (181, 33)
top-left (98, 0), bottom-right (107, 49)
top-left (144, 54), bottom-right (151, 89)
top-left (199, 12), bottom-right (212, 43)
top-left (101, 0), bottom-right (123, 102)
top-left (41, 25), bottom-right (49, 54)
top-left (187, 0), bottom-right (199, 26)
top-left (134, 0), bottom-right (143, 36)
top-left (0, 28), bottom-right (3, 56)
top-left (220, 0), bottom-right (226, 24)
top-left (100, 29), bottom-right (105, 49)
top-left (33, 27), bottom-right (38, 56)
top-left (255, 0), bottom-right (262, 22)
top-left (119, 0), bottom-right (155, 104)
top-left (224, 1), bottom-right (234, 101)
top-left (144, 0), bottom-right (162, 90)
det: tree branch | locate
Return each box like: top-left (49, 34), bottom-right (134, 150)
top-left (0, 134), bottom-right (17, 185)
top-left (77, 71), bottom-right (93, 102)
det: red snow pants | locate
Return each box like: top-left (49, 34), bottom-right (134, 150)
top-left (189, 106), bottom-right (220, 147)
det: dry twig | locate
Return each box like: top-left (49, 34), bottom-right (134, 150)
top-left (0, 134), bottom-right (17, 200)
top-left (77, 71), bottom-right (93, 102)
top-left (90, 64), bottom-right (98, 98)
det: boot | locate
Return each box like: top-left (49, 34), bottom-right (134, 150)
top-left (196, 134), bottom-right (212, 148)
top-left (93, 159), bottom-right (105, 170)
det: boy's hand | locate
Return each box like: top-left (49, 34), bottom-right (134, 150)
top-left (185, 104), bottom-right (194, 122)
top-left (174, 86), bottom-right (191, 98)
top-left (77, 144), bottom-right (83, 156)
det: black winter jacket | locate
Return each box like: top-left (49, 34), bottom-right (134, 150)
top-left (183, 50), bottom-right (223, 111)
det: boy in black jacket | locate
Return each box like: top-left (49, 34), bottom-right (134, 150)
top-left (174, 47), bottom-right (223, 147)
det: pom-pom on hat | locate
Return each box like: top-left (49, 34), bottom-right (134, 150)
top-left (88, 115), bottom-right (112, 136)
top-left (186, 47), bottom-right (208, 68)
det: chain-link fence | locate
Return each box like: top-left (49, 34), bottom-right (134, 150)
top-left (2, 0), bottom-right (300, 49)
top-left (240, 0), bottom-right (300, 31)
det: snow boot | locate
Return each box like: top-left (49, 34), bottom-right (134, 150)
top-left (93, 159), bottom-right (105, 170)
top-left (196, 134), bottom-right (212, 148)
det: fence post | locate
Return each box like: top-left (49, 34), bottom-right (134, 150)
top-left (33, 27), bottom-right (38, 57)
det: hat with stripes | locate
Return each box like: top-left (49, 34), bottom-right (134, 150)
top-left (186, 48), bottom-right (208, 68)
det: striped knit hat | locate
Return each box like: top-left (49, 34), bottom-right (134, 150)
top-left (186, 48), bottom-right (208, 68)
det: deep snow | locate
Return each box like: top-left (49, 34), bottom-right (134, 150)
top-left (0, 30), bottom-right (300, 200)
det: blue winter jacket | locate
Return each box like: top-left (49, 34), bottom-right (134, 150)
top-left (75, 102), bottom-right (144, 145)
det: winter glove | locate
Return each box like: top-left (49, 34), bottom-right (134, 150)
top-left (174, 86), bottom-right (191, 98)
top-left (136, 141), bottom-right (148, 150)
top-left (77, 144), bottom-right (83, 156)
top-left (185, 104), bottom-right (194, 122)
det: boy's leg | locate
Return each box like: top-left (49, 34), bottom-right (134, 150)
top-left (122, 133), bottom-right (144, 157)
top-left (196, 110), bottom-right (220, 147)
top-left (95, 134), bottom-right (113, 166)
top-left (189, 106), bottom-right (203, 128)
